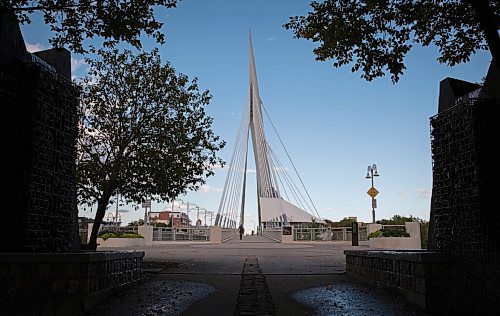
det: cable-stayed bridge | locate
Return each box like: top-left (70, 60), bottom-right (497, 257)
top-left (214, 33), bottom-right (324, 231)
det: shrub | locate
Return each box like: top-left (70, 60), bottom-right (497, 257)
top-left (368, 230), bottom-right (383, 239)
top-left (98, 231), bottom-right (143, 240)
top-left (99, 232), bottom-right (117, 240)
top-left (121, 233), bottom-right (144, 239)
top-left (382, 230), bottom-right (410, 237)
top-left (368, 229), bottom-right (410, 239)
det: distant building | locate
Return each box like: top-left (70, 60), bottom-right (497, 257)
top-left (149, 211), bottom-right (189, 227)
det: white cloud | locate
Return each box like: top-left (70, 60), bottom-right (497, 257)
top-left (397, 191), bottom-right (407, 197)
top-left (200, 185), bottom-right (223, 193)
top-left (71, 57), bottom-right (86, 72)
top-left (416, 188), bottom-right (431, 199)
top-left (25, 42), bottom-right (46, 53)
top-left (324, 207), bottom-right (335, 213)
top-left (211, 163), bottom-right (226, 170)
top-left (266, 36), bottom-right (276, 41)
top-left (205, 163), bottom-right (226, 171)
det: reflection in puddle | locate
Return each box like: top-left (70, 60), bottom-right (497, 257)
top-left (294, 281), bottom-right (414, 316)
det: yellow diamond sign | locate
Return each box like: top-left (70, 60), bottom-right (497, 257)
top-left (367, 187), bottom-right (379, 198)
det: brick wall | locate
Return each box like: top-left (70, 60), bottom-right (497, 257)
top-left (345, 250), bottom-right (500, 314)
top-left (0, 251), bottom-right (144, 314)
top-left (428, 98), bottom-right (498, 252)
top-left (0, 62), bottom-right (78, 252)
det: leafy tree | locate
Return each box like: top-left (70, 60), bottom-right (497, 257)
top-left (331, 217), bottom-right (357, 227)
top-left (3, 0), bottom-right (179, 53)
top-left (377, 214), bottom-right (419, 225)
top-left (78, 48), bottom-right (225, 250)
top-left (128, 219), bottom-right (145, 226)
top-left (323, 218), bottom-right (334, 226)
top-left (284, 0), bottom-right (499, 83)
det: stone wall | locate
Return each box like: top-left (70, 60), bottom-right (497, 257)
top-left (0, 251), bottom-right (144, 314)
top-left (0, 62), bottom-right (79, 253)
top-left (428, 98), bottom-right (498, 252)
top-left (345, 250), bottom-right (499, 314)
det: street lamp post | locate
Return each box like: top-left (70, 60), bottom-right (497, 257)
top-left (365, 164), bottom-right (380, 224)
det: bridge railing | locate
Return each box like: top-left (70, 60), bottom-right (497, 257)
top-left (222, 228), bottom-right (238, 242)
top-left (262, 228), bottom-right (282, 242)
top-left (294, 227), bottom-right (368, 241)
top-left (153, 227), bottom-right (209, 241)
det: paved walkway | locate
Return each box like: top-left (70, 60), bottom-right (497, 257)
top-left (89, 236), bottom-right (425, 315)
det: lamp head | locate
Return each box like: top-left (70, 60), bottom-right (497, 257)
top-left (366, 172), bottom-right (371, 179)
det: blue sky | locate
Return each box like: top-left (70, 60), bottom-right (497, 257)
top-left (20, 1), bottom-right (492, 231)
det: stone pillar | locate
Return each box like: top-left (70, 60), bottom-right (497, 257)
top-left (209, 226), bottom-right (222, 243)
top-left (405, 222), bottom-right (420, 238)
top-left (138, 225), bottom-right (153, 246)
top-left (367, 223), bottom-right (382, 235)
top-left (281, 227), bottom-right (293, 243)
top-left (1, 13), bottom-right (78, 253)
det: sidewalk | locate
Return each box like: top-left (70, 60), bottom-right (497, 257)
top-left (89, 236), bottom-right (425, 315)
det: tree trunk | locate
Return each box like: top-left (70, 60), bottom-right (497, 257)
top-left (87, 194), bottom-right (112, 250)
top-left (468, 0), bottom-right (500, 73)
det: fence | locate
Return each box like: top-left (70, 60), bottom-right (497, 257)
top-left (381, 225), bottom-right (406, 233)
top-left (294, 227), bottom-right (368, 242)
top-left (262, 229), bottom-right (282, 242)
top-left (222, 228), bottom-right (238, 242)
top-left (153, 227), bottom-right (209, 241)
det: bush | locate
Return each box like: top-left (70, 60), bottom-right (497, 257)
top-left (382, 230), bottom-right (410, 237)
top-left (368, 230), bottom-right (383, 239)
top-left (99, 232), bottom-right (117, 240)
top-left (368, 229), bottom-right (410, 239)
top-left (98, 231), bottom-right (143, 240)
top-left (121, 233), bottom-right (144, 239)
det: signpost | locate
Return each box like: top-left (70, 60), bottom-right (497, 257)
top-left (367, 187), bottom-right (379, 198)
top-left (366, 164), bottom-right (380, 223)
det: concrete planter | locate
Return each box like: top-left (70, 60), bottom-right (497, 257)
top-left (369, 236), bottom-right (421, 250)
top-left (97, 237), bottom-right (147, 248)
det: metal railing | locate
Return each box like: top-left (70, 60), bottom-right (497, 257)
top-left (293, 227), bottom-right (368, 241)
top-left (153, 227), bottom-right (209, 241)
top-left (222, 228), bottom-right (238, 242)
top-left (380, 225), bottom-right (406, 234)
top-left (115, 226), bottom-right (139, 234)
top-left (262, 229), bottom-right (282, 242)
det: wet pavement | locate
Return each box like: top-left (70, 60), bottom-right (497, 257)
top-left (89, 236), bottom-right (426, 315)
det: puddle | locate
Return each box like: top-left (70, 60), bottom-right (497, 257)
top-left (294, 281), bottom-right (414, 316)
top-left (90, 280), bottom-right (215, 315)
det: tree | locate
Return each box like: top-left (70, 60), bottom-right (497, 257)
top-left (78, 48), bottom-right (225, 250)
top-left (332, 217), bottom-right (357, 227)
top-left (377, 214), bottom-right (418, 225)
top-left (128, 219), bottom-right (145, 226)
top-left (284, 0), bottom-right (499, 83)
top-left (323, 218), bottom-right (334, 226)
top-left (3, 0), bottom-right (179, 53)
